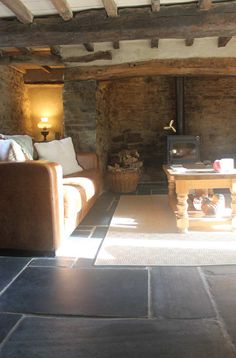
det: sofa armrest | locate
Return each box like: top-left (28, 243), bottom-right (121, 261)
top-left (0, 160), bottom-right (64, 253)
top-left (76, 152), bottom-right (99, 170)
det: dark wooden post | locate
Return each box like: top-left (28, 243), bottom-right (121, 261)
top-left (175, 77), bottom-right (185, 135)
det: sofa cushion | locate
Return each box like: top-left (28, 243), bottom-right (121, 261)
top-left (63, 176), bottom-right (96, 202)
top-left (34, 137), bottom-right (83, 176)
top-left (1, 134), bottom-right (34, 159)
top-left (0, 139), bottom-right (26, 161)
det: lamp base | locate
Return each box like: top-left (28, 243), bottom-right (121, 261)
top-left (41, 130), bottom-right (49, 141)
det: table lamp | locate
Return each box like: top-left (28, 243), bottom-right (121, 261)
top-left (37, 117), bottom-right (52, 141)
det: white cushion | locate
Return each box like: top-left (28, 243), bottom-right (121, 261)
top-left (0, 139), bottom-right (26, 161)
top-left (34, 137), bottom-right (83, 176)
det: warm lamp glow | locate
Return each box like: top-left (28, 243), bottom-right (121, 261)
top-left (37, 117), bottom-right (52, 141)
top-left (37, 117), bottom-right (52, 129)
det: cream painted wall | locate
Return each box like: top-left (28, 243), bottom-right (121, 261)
top-left (27, 84), bottom-right (64, 141)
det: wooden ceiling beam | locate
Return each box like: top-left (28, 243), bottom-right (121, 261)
top-left (0, 0), bottom-right (33, 24)
top-left (185, 38), bottom-right (194, 46)
top-left (50, 0), bottom-right (73, 21)
top-left (16, 47), bottom-right (32, 55)
top-left (64, 58), bottom-right (236, 81)
top-left (198, 0), bottom-right (212, 11)
top-left (102, 0), bottom-right (118, 17)
top-left (63, 51), bottom-right (112, 63)
top-left (0, 3), bottom-right (236, 47)
top-left (218, 36), bottom-right (232, 47)
top-left (151, 0), bottom-right (160, 12)
top-left (150, 38), bottom-right (159, 48)
top-left (0, 54), bottom-right (62, 65)
top-left (83, 43), bottom-right (94, 52)
top-left (113, 41), bottom-right (120, 49)
top-left (41, 65), bottom-right (53, 73)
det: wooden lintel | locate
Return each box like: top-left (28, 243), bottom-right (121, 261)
top-left (0, 3), bottom-right (236, 46)
top-left (150, 38), bottom-right (159, 48)
top-left (151, 0), bottom-right (160, 12)
top-left (83, 43), bottom-right (94, 52)
top-left (102, 0), bottom-right (117, 17)
top-left (64, 58), bottom-right (236, 81)
top-left (113, 41), bottom-right (120, 49)
top-left (185, 38), bottom-right (194, 46)
top-left (0, 54), bottom-right (62, 65)
top-left (218, 36), bottom-right (232, 48)
top-left (50, 0), bottom-right (73, 21)
top-left (0, 0), bottom-right (33, 24)
top-left (63, 51), bottom-right (112, 63)
top-left (24, 68), bottom-right (64, 83)
top-left (198, 0), bottom-right (212, 11)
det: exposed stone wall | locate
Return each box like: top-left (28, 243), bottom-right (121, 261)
top-left (185, 77), bottom-right (236, 162)
top-left (63, 80), bottom-right (97, 153)
top-left (0, 66), bottom-right (31, 135)
top-left (97, 76), bottom-right (176, 170)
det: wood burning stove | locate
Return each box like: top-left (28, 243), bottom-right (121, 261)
top-left (167, 135), bottom-right (200, 164)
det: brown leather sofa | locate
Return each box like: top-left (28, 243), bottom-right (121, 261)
top-left (0, 152), bottom-right (102, 255)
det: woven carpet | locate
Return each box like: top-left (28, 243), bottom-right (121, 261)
top-left (95, 195), bottom-right (236, 266)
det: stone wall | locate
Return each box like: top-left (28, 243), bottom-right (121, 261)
top-left (0, 66), bottom-right (31, 135)
top-left (97, 76), bottom-right (176, 171)
top-left (63, 80), bottom-right (97, 153)
top-left (185, 77), bottom-right (236, 162)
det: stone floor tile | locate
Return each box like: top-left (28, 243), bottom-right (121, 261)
top-left (205, 273), bottom-right (236, 346)
top-left (29, 258), bottom-right (75, 268)
top-left (0, 313), bottom-right (22, 343)
top-left (1, 316), bottom-right (234, 358)
top-left (0, 257), bottom-right (31, 292)
top-left (202, 265), bottom-right (236, 276)
top-left (91, 226), bottom-right (109, 239)
top-left (81, 192), bottom-right (119, 226)
top-left (0, 267), bottom-right (148, 318)
top-left (151, 267), bottom-right (215, 319)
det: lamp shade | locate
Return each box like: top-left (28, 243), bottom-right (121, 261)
top-left (37, 117), bottom-right (52, 129)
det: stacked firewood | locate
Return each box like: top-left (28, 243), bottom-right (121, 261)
top-left (107, 149), bottom-right (143, 172)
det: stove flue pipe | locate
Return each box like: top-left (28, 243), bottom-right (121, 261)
top-left (175, 77), bottom-right (185, 135)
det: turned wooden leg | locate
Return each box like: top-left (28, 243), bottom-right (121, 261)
top-left (176, 193), bottom-right (189, 233)
top-left (168, 175), bottom-right (175, 196)
top-left (230, 184), bottom-right (236, 231)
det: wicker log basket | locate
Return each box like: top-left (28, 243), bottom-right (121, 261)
top-left (106, 169), bottom-right (140, 193)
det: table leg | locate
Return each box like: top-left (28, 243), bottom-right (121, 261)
top-left (167, 175), bottom-right (175, 196)
top-left (176, 193), bottom-right (189, 233)
top-left (230, 182), bottom-right (236, 231)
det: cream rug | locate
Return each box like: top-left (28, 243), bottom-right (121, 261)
top-left (95, 195), bottom-right (236, 266)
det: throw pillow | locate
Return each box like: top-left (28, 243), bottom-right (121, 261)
top-left (0, 139), bottom-right (26, 161)
top-left (34, 137), bottom-right (83, 176)
top-left (0, 134), bottom-right (34, 159)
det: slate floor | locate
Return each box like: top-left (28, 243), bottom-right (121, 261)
top-left (1, 184), bottom-right (236, 357)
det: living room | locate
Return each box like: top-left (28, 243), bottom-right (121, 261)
top-left (1, 0), bottom-right (236, 357)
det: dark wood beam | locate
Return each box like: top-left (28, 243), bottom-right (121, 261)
top-left (113, 41), bottom-right (120, 49)
top-left (151, 0), bottom-right (160, 12)
top-left (50, 0), bottom-right (73, 21)
top-left (0, 3), bottom-right (236, 47)
top-left (16, 47), bottom-right (32, 55)
top-left (24, 68), bottom-right (64, 83)
top-left (198, 0), bottom-right (212, 11)
top-left (150, 38), bottom-right (159, 48)
top-left (218, 36), bottom-right (232, 48)
top-left (83, 43), bottom-right (94, 52)
top-left (102, 0), bottom-right (117, 17)
top-left (64, 58), bottom-right (236, 81)
top-left (0, 54), bottom-right (62, 65)
top-left (63, 51), bottom-right (112, 63)
top-left (50, 46), bottom-right (61, 57)
top-left (0, 0), bottom-right (33, 24)
top-left (185, 38), bottom-right (194, 46)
